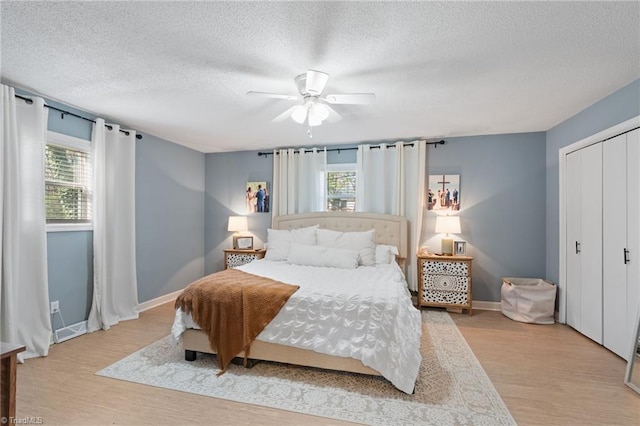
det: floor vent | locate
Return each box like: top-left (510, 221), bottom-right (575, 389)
top-left (54, 320), bottom-right (87, 343)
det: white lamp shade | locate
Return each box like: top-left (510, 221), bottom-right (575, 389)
top-left (227, 216), bottom-right (248, 232)
top-left (291, 103), bottom-right (329, 126)
top-left (291, 105), bottom-right (308, 124)
top-left (308, 112), bottom-right (323, 126)
top-left (310, 103), bottom-right (329, 121)
top-left (435, 216), bottom-right (461, 235)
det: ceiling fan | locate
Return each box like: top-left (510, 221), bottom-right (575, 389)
top-left (247, 70), bottom-right (375, 136)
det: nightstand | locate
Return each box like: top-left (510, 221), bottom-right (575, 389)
top-left (417, 254), bottom-right (473, 315)
top-left (224, 249), bottom-right (266, 269)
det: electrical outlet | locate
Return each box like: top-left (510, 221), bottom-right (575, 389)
top-left (50, 300), bottom-right (60, 314)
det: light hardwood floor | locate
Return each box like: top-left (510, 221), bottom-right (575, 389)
top-left (452, 311), bottom-right (639, 426)
top-left (14, 303), bottom-right (639, 425)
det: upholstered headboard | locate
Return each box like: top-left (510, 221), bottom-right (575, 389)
top-left (272, 212), bottom-right (408, 259)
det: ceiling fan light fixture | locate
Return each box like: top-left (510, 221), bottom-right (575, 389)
top-left (308, 113), bottom-right (323, 127)
top-left (310, 103), bottom-right (330, 122)
top-left (291, 105), bottom-right (308, 124)
top-left (307, 103), bottom-right (329, 126)
top-left (248, 69), bottom-right (372, 130)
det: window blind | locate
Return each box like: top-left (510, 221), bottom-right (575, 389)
top-left (327, 170), bottom-right (356, 211)
top-left (45, 143), bottom-right (92, 223)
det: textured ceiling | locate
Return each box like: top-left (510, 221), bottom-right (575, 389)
top-left (2, 1), bottom-right (639, 153)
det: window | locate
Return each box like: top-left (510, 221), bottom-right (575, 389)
top-left (326, 163), bottom-right (356, 211)
top-left (45, 132), bottom-right (92, 231)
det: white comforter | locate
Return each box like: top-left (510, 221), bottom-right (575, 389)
top-left (171, 259), bottom-right (422, 394)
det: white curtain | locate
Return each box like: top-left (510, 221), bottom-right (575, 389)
top-left (88, 119), bottom-right (138, 332)
top-left (0, 85), bottom-right (52, 360)
top-left (271, 147), bottom-right (327, 218)
top-left (356, 141), bottom-right (427, 291)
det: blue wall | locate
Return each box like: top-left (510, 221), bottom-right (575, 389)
top-left (545, 79), bottom-right (640, 285)
top-left (46, 231), bottom-right (93, 330)
top-left (136, 134), bottom-right (205, 302)
top-left (20, 76), bottom-right (640, 317)
top-left (17, 90), bottom-right (206, 328)
top-left (203, 135), bottom-right (547, 303)
top-left (204, 151), bottom-right (273, 274)
top-left (421, 133), bottom-right (547, 302)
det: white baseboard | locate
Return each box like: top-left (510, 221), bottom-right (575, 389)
top-left (137, 289), bottom-right (183, 313)
top-left (472, 300), bottom-right (502, 311)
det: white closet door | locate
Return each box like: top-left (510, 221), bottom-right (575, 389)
top-left (566, 143), bottom-right (603, 342)
top-left (626, 128), bottom-right (640, 360)
top-left (579, 142), bottom-right (603, 344)
top-left (562, 120), bottom-right (639, 359)
top-left (603, 134), bottom-right (627, 357)
top-left (566, 150), bottom-right (582, 330)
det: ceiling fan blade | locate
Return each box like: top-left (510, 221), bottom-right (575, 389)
top-left (272, 105), bottom-right (299, 122)
top-left (324, 93), bottom-right (376, 105)
top-left (323, 104), bottom-right (342, 123)
top-left (305, 70), bottom-right (329, 95)
top-left (247, 91), bottom-right (298, 101)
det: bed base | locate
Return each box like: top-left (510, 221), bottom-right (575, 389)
top-left (182, 329), bottom-right (381, 376)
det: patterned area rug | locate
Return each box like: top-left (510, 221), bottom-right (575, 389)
top-left (97, 311), bottom-right (515, 425)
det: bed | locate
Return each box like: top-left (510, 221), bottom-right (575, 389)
top-left (171, 212), bottom-right (422, 394)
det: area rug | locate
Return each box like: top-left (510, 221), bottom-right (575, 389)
top-left (97, 310), bottom-right (515, 425)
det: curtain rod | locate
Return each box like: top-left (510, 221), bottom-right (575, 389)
top-left (14, 94), bottom-right (143, 140)
top-left (257, 140), bottom-right (445, 157)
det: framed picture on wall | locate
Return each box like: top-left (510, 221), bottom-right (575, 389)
top-left (454, 241), bottom-right (467, 256)
top-left (427, 174), bottom-right (460, 211)
top-left (246, 181), bottom-right (269, 214)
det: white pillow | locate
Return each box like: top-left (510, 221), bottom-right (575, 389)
top-left (375, 244), bottom-right (400, 264)
top-left (264, 225), bottom-right (318, 261)
top-left (287, 243), bottom-right (359, 269)
top-left (316, 228), bottom-right (376, 266)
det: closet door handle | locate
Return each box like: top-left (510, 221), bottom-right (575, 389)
top-left (575, 241), bottom-right (581, 254)
top-left (624, 248), bottom-right (630, 264)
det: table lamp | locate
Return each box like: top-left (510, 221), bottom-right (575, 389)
top-left (228, 216), bottom-right (248, 249)
top-left (435, 215), bottom-right (461, 255)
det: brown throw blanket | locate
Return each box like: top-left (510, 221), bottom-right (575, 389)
top-left (174, 268), bottom-right (299, 374)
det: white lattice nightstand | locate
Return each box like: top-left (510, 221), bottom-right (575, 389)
top-left (417, 254), bottom-right (473, 315)
top-left (224, 249), bottom-right (266, 269)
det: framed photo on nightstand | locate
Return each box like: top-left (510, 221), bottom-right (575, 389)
top-left (234, 236), bottom-right (254, 250)
top-left (454, 241), bottom-right (467, 256)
